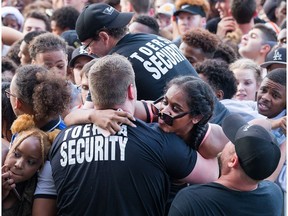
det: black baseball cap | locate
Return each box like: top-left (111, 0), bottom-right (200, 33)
top-left (260, 47), bottom-right (287, 68)
top-left (69, 46), bottom-right (97, 67)
top-left (174, 4), bottom-right (206, 17)
top-left (76, 3), bottom-right (134, 42)
top-left (222, 114), bottom-right (280, 180)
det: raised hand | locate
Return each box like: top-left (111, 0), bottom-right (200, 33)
top-left (216, 16), bottom-right (236, 39)
top-left (2, 165), bottom-right (16, 200)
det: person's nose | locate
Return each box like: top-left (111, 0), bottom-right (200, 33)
top-left (241, 33), bottom-right (248, 41)
top-left (260, 92), bottom-right (271, 102)
top-left (160, 103), bottom-right (171, 115)
top-left (181, 17), bottom-right (189, 25)
top-left (14, 158), bottom-right (24, 169)
top-left (87, 49), bottom-right (93, 55)
top-left (237, 82), bottom-right (245, 91)
top-left (18, 50), bottom-right (22, 58)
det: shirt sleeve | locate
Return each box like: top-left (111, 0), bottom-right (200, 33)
top-left (162, 133), bottom-right (197, 179)
top-left (34, 161), bottom-right (57, 199)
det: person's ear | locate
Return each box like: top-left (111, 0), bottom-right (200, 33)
top-left (228, 152), bottom-right (238, 168)
top-left (191, 114), bottom-right (203, 124)
top-left (215, 90), bottom-right (224, 100)
top-left (15, 97), bottom-right (23, 110)
top-left (260, 44), bottom-right (272, 55)
top-left (98, 31), bottom-right (110, 45)
top-left (127, 83), bottom-right (136, 100)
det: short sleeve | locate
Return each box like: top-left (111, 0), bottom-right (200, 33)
top-left (34, 161), bottom-right (57, 199)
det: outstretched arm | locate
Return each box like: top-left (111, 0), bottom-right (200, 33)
top-left (2, 26), bottom-right (23, 45)
top-left (64, 108), bottom-right (137, 134)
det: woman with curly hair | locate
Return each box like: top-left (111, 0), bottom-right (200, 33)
top-left (2, 114), bottom-right (58, 216)
top-left (8, 64), bottom-right (71, 132)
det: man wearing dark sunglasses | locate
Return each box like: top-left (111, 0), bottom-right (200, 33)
top-left (47, 54), bottom-right (220, 216)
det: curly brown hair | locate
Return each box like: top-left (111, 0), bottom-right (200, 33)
top-left (175, 0), bottom-right (210, 15)
top-left (14, 65), bottom-right (71, 122)
top-left (182, 28), bottom-right (220, 58)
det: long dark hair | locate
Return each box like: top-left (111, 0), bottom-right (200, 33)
top-left (2, 82), bottom-right (16, 141)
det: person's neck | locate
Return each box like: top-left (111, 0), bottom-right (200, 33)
top-left (111, 33), bottom-right (128, 47)
top-left (215, 174), bottom-right (258, 191)
top-left (96, 104), bottom-right (134, 116)
top-left (253, 55), bottom-right (266, 65)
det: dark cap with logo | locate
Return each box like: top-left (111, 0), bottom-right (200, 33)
top-left (174, 4), bottom-right (206, 17)
top-left (222, 114), bottom-right (280, 180)
top-left (75, 3), bottom-right (134, 42)
top-left (69, 46), bottom-right (97, 67)
top-left (260, 47), bottom-right (286, 68)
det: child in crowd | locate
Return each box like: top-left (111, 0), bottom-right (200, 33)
top-left (29, 32), bottom-right (68, 78)
top-left (79, 58), bottom-right (98, 104)
top-left (2, 114), bottom-right (58, 216)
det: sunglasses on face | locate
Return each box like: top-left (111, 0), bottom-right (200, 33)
top-left (151, 96), bottom-right (192, 126)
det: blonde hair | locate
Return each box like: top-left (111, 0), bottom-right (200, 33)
top-left (10, 114), bottom-right (59, 167)
top-left (229, 58), bottom-right (262, 85)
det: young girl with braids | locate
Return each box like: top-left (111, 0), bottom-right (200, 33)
top-left (2, 114), bottom-right (59, 216)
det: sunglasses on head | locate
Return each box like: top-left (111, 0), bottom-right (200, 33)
top-left (151, 96), bottom-right (192, 126)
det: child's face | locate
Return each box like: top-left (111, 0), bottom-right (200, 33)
top-left (257, 77), bottom-right (286, 118)
top-left (33, 50), bottom-right (68, 78)
top-left (4, 136), bottom-right (42, 183)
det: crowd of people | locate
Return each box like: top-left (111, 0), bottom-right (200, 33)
top-left (1, 0), bottom-right (287, 215)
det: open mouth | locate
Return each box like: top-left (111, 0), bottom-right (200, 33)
top-left (258, 102), bottom-right (270, 112)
